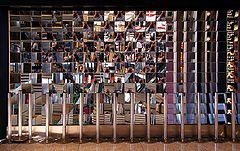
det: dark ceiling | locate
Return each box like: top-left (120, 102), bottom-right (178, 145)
top-left (0, 0), bottom-right (239, 10)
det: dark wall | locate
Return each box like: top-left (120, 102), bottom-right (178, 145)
top-left (0, 7), bottom-right (8, 139)
top-left (0, 0), bottom-right (239, 9)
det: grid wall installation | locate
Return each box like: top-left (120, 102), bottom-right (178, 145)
top-left (9, 10), bottom-right (240, 127)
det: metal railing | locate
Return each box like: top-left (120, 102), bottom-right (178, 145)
top-left (7, 91), bottom-right (239, 143)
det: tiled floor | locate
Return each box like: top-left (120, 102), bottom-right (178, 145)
top-left (0, 142), bottom-right (240, 151)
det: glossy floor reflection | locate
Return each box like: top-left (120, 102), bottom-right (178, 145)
top-left (0, 142), bottom-right (240, 151)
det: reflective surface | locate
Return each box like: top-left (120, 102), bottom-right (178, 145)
top-left (8, 10), bottom-right (240, 141)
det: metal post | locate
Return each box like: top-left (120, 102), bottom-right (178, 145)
top-left (147, 93), bottom-right (151, 142)
top-left (181, 93), bottom-right (184, 142)
top-left (173, 11), bottom-right (178, 95)
top-left (18, 90), bottom-right (22, 138)
top-left (231, 93), bottom-right (236, 142)
top-left (96, 93), bottom-right (100, 143)
top-left (197, 93), bottom-right (201, 142)
top-left (164, 93), bottom-right (168, 143)
top-left (113, 93), bottom-right (117, 143)
top-left (45, 93), bottom-right (50, 142)
top-left (214, 93), bottom-right (218, 142)
top-left (79, 93), bottom-right (83, 143)
top-left (130, 93), bottom-right (134, 142)
top-left (28, 93), bottom-right (33, 140)
top-left (62, 93), bottom-right (66, 141)
top-left (183, 11), bottom-right (188, 95)
top-left (7, 93), bottom-right (12, 140)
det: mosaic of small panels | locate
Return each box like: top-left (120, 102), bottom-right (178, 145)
top-left (9, 10), bottom-right (240, 126)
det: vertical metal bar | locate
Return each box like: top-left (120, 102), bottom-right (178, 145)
top-left (45, 92), bottom-right (50, 141)
top-left (181, 93), bottom-right (184, 142)
top-left (79, 93), bottom-right (83, 143)
top-left (172, 11), bottom-right (178, 118)
top-left (8, 10), bottom-right (10, 94)
top-left (8, 10), bottom-right (11, 140)
top-left (28, 93), bottom-right (33, 140)
top-left (62, 93), bottom-right (66, 141)
top-left (215, 11), bottom-right (219, 95)
top-left (7, 10), bottom-right (11, 141)
top-left (231, 93), bottom-right (236, 142)
top-left (113, 93), bottom-right (117, 143)
top-left (194, 12), bottom-right (198, 96)
top-left (183, 12), bottom-right (187, 143)
top-left (147, 93), bottom-right (150, 142)
top-left (7, 93), bottom-right (12, 140)
top-left (214, 93), bottom-right (218, 142)
top-left (173, 11), bottom-right (178, 95)
top-left (183, 11), bottom-right (188, 93)
top-left (194, 10), bottom-right (200, 143)
top-left (130, 93), bottom-right (134, 142)
top-left (197, 93), bottom-right (201, 141)
top-left (204, 12), bottom-right (208, 105)
top-left (96, 93), bottom-right (100, 143)
top-left (18, 90), bottom-right (22, 137)
top-left (164, 93), bottom-right (168, 142)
